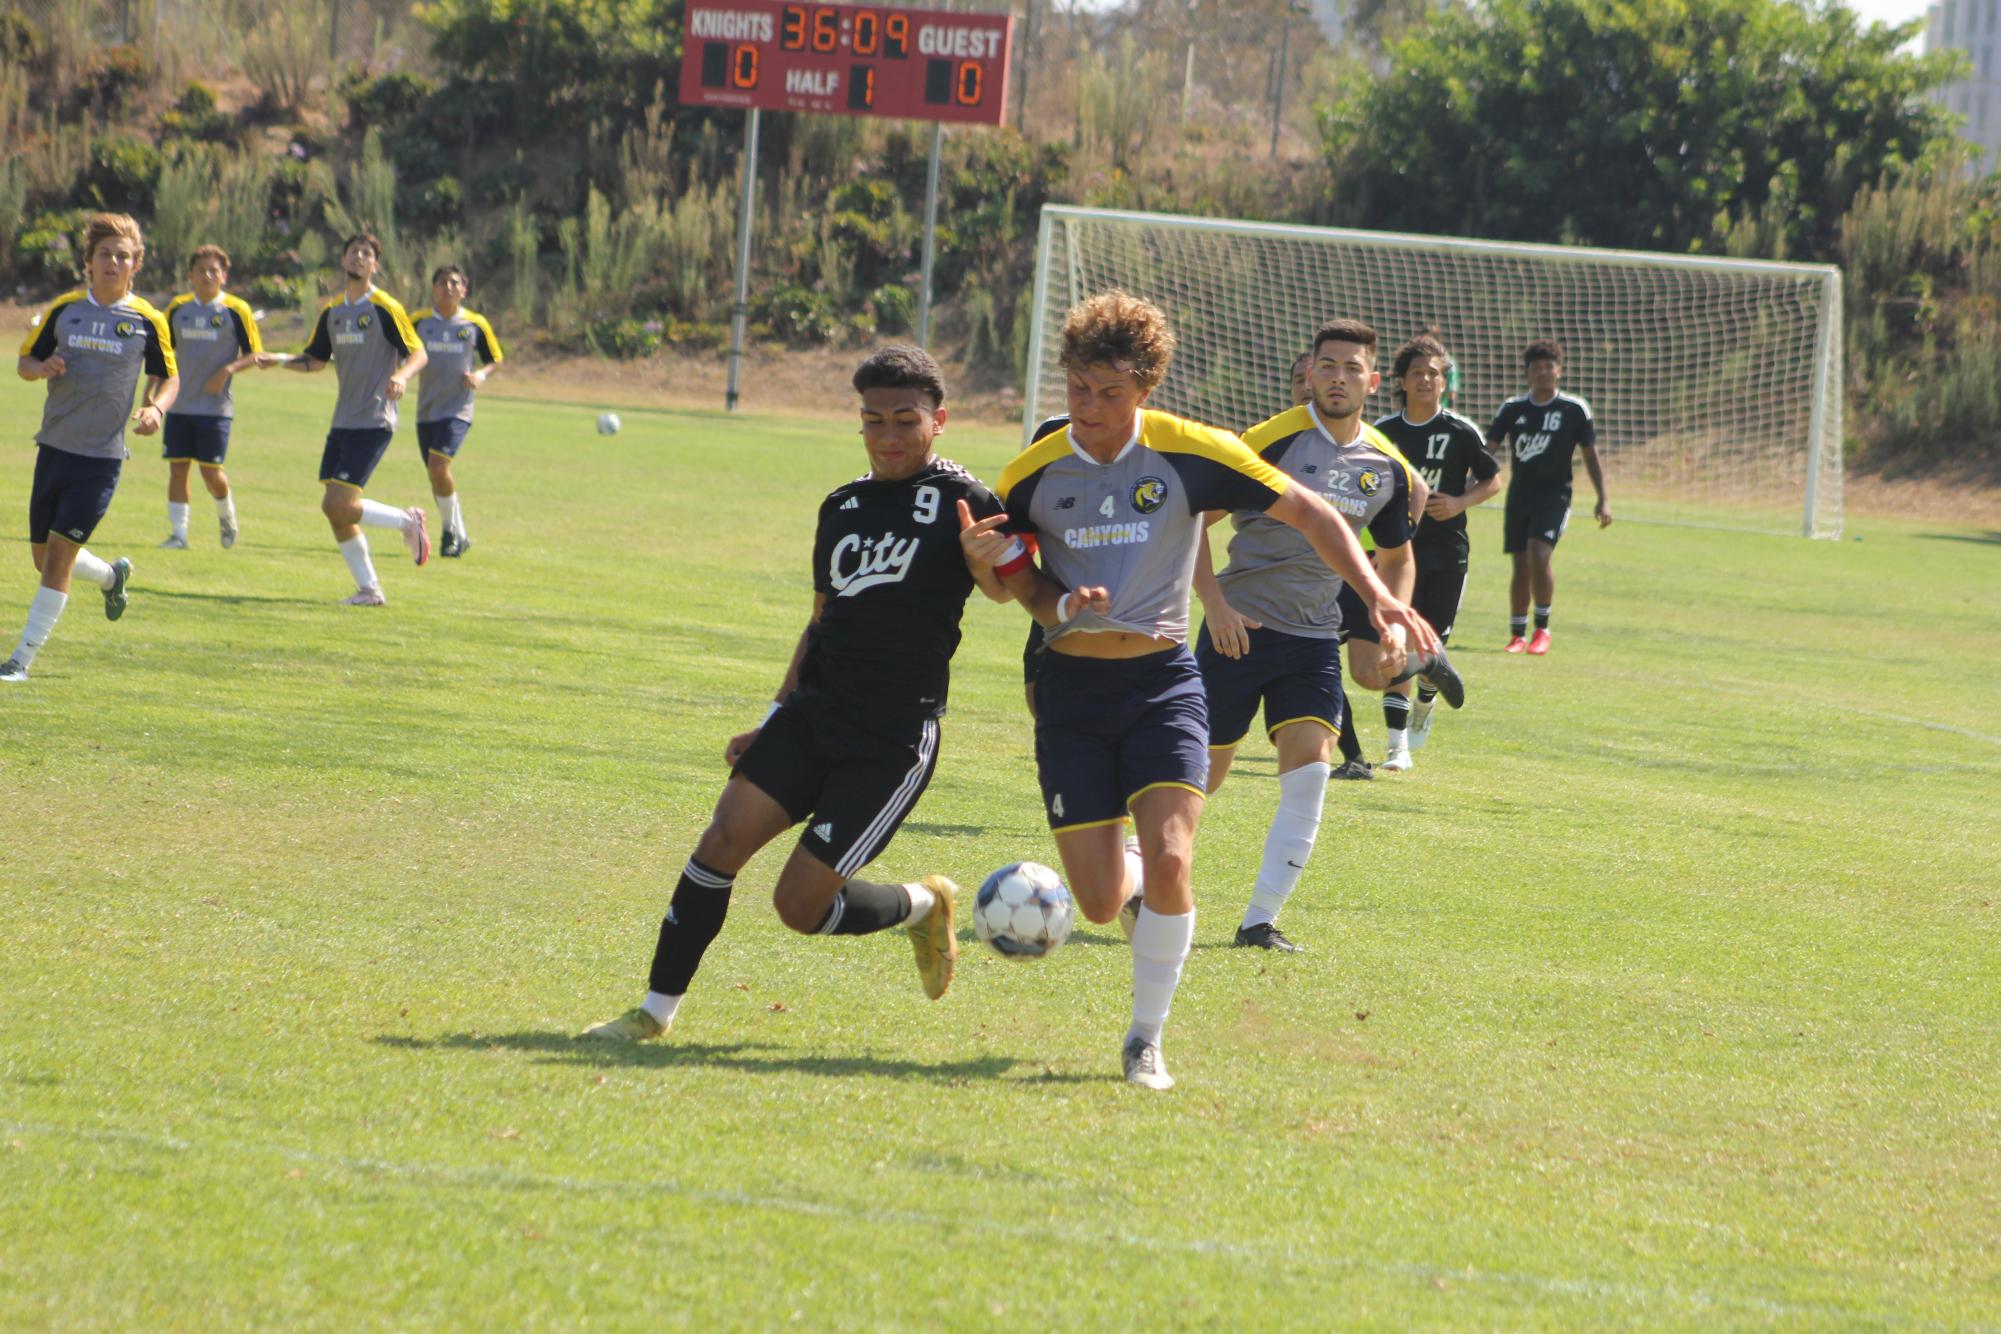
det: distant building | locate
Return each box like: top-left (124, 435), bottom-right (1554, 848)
top-left (1928, 0), bottom-right (2001, 168)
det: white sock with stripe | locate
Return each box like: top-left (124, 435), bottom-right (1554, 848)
top-left (11, 586), bottom-right (67, 668)
top-left (1243, 761), bottom-right (1329, 929)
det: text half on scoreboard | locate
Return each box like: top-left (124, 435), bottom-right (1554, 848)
top-left (680, 1), bottom-right (1013, 126)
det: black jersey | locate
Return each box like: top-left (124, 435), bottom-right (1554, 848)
top-left (1374, 408), bottom-right (1499, 558)
top-left (1486, 392), bottom-right (1596, 493)
top-left (801, 456), bottom-right (1003, 723)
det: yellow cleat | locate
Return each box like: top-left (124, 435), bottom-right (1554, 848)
top-left (907, 875), bottom-right (959, 1000)
top-left (578, 1007), bottom-right (668, 1041)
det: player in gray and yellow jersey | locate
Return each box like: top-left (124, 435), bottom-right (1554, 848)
top-left (5, 213), bottom-right (178, 682)
top-left (1192, 320), bottom-right (1463, 950)
top-left (959, 291), bottom-right (1439, 1089)
top-left (410, 265), bottom-right (503, 557)
top-left (160, 245), bottom-right (281, 549)
top-left (286, 231), bottom-right (431, 605)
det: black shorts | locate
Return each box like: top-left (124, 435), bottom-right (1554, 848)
top-left (29, 445), bottom-right (122, 545)
top-left (733, 690), bottom-right (940, 879)
top-left (1504, 486), bottom-right (1571, 554)
top-left (1032, 646), bottom-right (1209, 831)
top-left (1410, 549), bottom-right (1470, 645)
top-left (319, 427), bottom-right (395, 490)
top-left (417, 418), bottom-right (471, 461)
top-left (1335, 583), bottom-right (1379, 646)
top-left (162, 413), bottom-right (231, 465)
top-left (1021, 623), bottom-right (1046, 686)
top-left (1196, 623), bottom-right (1345, 749)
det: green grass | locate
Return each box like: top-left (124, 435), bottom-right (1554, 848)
top-left (3, 370), bottom-right (1999, 1328)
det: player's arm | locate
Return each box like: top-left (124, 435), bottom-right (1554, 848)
top-left (1582, 445), bottom-right (1611, 526)
top-left (1193, 509), bottom-right (1257, 659)
top-left (959, 498), bottom-right (1104, 625)
top-left (952, 497), bottom-right (1014, 604)
top-left (1267, 485), bottom-right (1438, 656)
top-left (17, 354), bottom-right (64, 381)
top-left (288, 308), bottom-right (333, 372)
top-left (1428, 437), bottom-right (1502, 519)
top-left (384, 339), bottom-right (426, 402)
top-left (17, 311), bottom-right (62, 381)
top-left (131, 316), bottom-right (179, 434)
top-left (724, 594), bottom-right (824, 766)
top-left (466, 317), bottom-right (503, 390)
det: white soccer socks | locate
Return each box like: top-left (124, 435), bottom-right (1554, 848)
top-left (1128, 905), bottom-right (1194, 1047)
top-left (215, 493), bottom-right (236, 526)
top-left (70, 547), bottom-right (116, 591)
top-left (10, 586), bottom-right (67, 669)
top-left (640, 991), bottom-right (683, 1026)
top-left (433, 491), bottom-right (465, 539)
top-left (338, 534), bottom-right (379, 592)
top-left (358, 498), bottom-right (409, 531)
top-left (167, 502), bottom-right (190, 541)
top-left (1242, 760), bottom-right (1329, 930)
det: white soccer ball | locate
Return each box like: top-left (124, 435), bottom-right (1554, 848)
top-left (973, 861), bottom-right (1075, 960)
top-left (596, 411), bottom-right (621, 436)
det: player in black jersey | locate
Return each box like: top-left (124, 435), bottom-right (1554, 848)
top-left (1372, 334), bottom-right (1500, 766)
top-left (582, 346), bottom-right (1011, 1041)
top-left (1486, 340), bottom-right (1611, 655)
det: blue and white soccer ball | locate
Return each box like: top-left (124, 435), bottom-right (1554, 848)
top-left (596, 411), bottom-right (621, 436)
top-left (974, 861), bottom-right (1075, 959)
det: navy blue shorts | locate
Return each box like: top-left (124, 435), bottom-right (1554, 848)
top-left (28, 445), bottom-right (122, 545)
top-left (733, 688), bottom-right (940, 878)
top-left (161, 413), bottom-right (231, 465)
top-left (417, 418), bottom-right (471, 461)
top-left (1504, 486), bottom-right (1571, 553)
top-left (1032, 645), bottom-right (1209, 831)
top-left (319, 427), bottom-right (395, 490)
top-left (1196, 623), bottom-right (1346, 749)
top-left (1335, 584), bottom-right (1379, 646)
top-left (1022, 623), bottom-right (1046, 686)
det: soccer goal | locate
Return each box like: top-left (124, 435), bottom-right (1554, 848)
top-left (1023, 207), bottom-right (1844, 539)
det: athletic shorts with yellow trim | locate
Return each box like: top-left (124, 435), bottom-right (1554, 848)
top-left (1032, 645), bottom-right (1210, 831)
top-left (319, 427), bottom-right (394, 490)
top-left (1195, 621), bottom-right (1345, 749)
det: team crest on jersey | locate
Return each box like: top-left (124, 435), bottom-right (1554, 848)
top-left (209, 313), bottom-right (227, 328)
top-left (357, 313), bottom-right (373, 329)
top-left (114, 319), bottom-right (136, 337)
top-left (1357, 469), bottom-right (1382, 497)
top-left (1129, 476), bottom-right (1167, 514)
top-left (457, 326), bottom-right (474, 341)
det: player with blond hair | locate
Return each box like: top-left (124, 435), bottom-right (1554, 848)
top-left (5, 213), bottom-right (177, 682)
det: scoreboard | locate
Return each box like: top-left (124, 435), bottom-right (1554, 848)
top-left (680, 1), bottom-right (1013, 127)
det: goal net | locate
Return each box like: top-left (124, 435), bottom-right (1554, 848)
top-left (1023, 207), bottom-right (1843, 539)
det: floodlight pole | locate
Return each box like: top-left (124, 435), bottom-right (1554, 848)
top-left (725, 107), bottom-right (761, 413)
top-left (916, 121), bottom-right (944, 348)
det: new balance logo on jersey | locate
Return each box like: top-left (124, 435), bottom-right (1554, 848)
top-left (828, 531), bottom-right (919, 596)
top-left (840, 497), bottom-right (860, 510)
top-left (813, 821), bottom-right (834, 841)
top-left (1053, 496), bottom-right (1077, 510)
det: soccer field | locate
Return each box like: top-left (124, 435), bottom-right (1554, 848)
top-left (2, 370), bottom-right (1998, 1327)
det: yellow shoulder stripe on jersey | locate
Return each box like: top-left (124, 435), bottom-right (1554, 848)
top-left (409, 307), bottom-right (434, 322)
top-left (1139, 410), bottom-right (1290, 496)
top-left (165, 292), bottom-right (197, 314)
top-left (131, 297), bottom-right (179, 379)
top-left (1242, 404), bottom-right (1314, 452)
top-left (997, 428), bottom-right (1074, 503)
top-left (222, 293), bottom-right (263, 355)
top-left (1360, 421), bottom-right (1417, 501)
top-left (466, 310), bottom-right (504, 362)
top-left (368, 289), bottom-right (420, 351)
top-left (19, 290), bottom-right (84, 357)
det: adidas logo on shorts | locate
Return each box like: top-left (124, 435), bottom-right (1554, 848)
top-left (813, 821), bottom-right (834, 841)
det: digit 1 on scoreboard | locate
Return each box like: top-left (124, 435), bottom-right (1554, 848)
top-left (848, 63), bottom-right (876, 110)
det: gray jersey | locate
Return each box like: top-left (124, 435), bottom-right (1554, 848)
top-left (1216, 404), bottom-right (1416, 639)
top-left (998, 411), bottom-right (1289, 645)
top-left (303, 288), bottom-right (420, 431)
top-left (411, 306), bottom-right (503, 424)
top-left (20, 290), bottom-right (176, 460)
top-left (164, 292), bottom-right (261, 419)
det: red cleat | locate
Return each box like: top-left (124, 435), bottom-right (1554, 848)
top-left (1505, 635), bottom-right (1528, 654)
top-left (1526, 628), bottom-right (1551, 655)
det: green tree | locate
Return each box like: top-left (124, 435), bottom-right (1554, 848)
top-left (414, 0), bottom-right (681, 130)
top-left (1319, 0), bottom-right (1964, 258)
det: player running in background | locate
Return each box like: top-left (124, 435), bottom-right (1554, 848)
top-left (1372, 333), bottom-right (1499, 767)
top-left (409, 265), bottom-right (503, 558)
top-left (1193, 320), bottom-right (1463, 951)
top-left (582, 346), bottom-right (1007, 1042)
top-left (1486, 340), bottom-right (1611, 654)
top-left (285, 231), bottom-right (430, 605)
top-left (159, 245), bottom-right (278, 550)
top-left (963, 292), bottom-right (1439, 1088)
top-left (4, 213), bottom-right (177, 682)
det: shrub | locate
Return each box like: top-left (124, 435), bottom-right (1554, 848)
top-left (868, 283), bottom-right (915, 336)
top-left (341, 70), bottom-right (436, 132)
top-left (14, 208), bottom-right (92, 287)
top-left (84, 134), bottom-right (160, 210)
top-left (756, 284), bottom-right (847, 345)
top-left (591, 317), bottom-right (663, 359)
top-left (245, 273), bottom-right (303, 307)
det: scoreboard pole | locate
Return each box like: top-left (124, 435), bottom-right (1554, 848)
top-left (725, 108), bottom-right (762, 414)
top-left (916, 121), bottom-right (943, 347)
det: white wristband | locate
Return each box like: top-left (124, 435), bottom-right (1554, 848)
top-left (760, 702), bottom-right (780, 726)
top-left (1056, 592), bottom-right (1078, 623)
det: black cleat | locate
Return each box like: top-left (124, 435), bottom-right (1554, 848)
top-left (439, 531), bottom-right (471, 558)
top-left (1233, 922), bottom-right (1303, 952)
top-left (1417, 647), bottom-right (1466, 708)
top-left (1330, 758), bottom-right (1374, 781)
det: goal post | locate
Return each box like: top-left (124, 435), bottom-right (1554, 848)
top-left (1023, 207), bottom-right (1844, 539)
